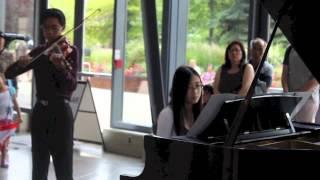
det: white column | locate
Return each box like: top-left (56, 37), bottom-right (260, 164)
top-left (0, 0), bottom-right (6, 31)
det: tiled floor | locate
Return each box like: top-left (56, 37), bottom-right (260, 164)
top-left (0, 134), bottom-right (144, 180)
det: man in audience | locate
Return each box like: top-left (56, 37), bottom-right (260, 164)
top-left (249, 37), bottom-right (273, 94)
top-left (282, 45), bottom-right (319, 123)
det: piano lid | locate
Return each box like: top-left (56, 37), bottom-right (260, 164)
top-left (260, 0), bottom-right (320, 82)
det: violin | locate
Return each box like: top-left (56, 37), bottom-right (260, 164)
top-left (13, 9), bottom-right (100, 71)
top-left (4, 9), bottom-right (101, 79)
top-left (45, 37), bottom-right (74, 70)
top-left (49, 37), bottom-right (73, 57)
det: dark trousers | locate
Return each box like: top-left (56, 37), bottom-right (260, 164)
top-left (31, 100), bottom-right (74, 180)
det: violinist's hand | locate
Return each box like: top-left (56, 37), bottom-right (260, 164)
top-left (49, 53), bottom-right (66, 69)
top-left (17, 55), bottom-right (32, 67)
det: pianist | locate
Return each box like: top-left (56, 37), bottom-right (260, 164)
top-left (156, 66), bottom-right (203, 137)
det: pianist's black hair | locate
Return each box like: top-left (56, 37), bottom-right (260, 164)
top-left (169, 65), bottom-right (202, 135)
top-left (203, 84), bottom-right (214, 94)
top-left (41, 8), bottom-right (66, 29)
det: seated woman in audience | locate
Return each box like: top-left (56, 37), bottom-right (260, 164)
top-left (156, 66), bottom-right (203, 137)
top-left (213, 40), bottom-right (254, 96)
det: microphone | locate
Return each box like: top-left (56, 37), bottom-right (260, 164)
top-left (0, 32), bottom-right (30, 41)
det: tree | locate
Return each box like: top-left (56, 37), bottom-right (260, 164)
top-left (188, 0), bottom-right (210, 42)
top-left (127, 0), bottom-right (143, 41)
top-left (188, 0), bottom-right (236, 44)
top-left (49, 0), bottom-right (114, 47)
top-left (85, 0), bottom-right (114, 47)
top-left (215, 0), bottom-right (250, 44)
top-left (208, 0), bottom-right (234, 44)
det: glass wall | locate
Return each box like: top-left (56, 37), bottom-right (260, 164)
top-left (268, 17), bottom-right (289, 89)
top-left (119, 0), bottom-right (163, 128)
top-left (82, 0), bottom-right (114, 130)
top-left (1, 0), bottom-right (35, 109)
top-left (2, 0), bottom-right (272, 133)
top-left (187, 0), bottom-right (250, 86)
top-left (122, 0), bottom-right (152, 127)
top-left (48, 0), bottom-right (157, 131)
top-left (49, 0), bottom-right (114, 130)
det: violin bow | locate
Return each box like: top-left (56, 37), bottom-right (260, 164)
top-left (25, 8), bottom-right (101, 69)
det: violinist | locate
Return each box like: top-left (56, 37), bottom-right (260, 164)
top-left (5, 8), bottom-right (78, 180)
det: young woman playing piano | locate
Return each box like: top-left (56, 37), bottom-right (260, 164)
top-left (156, 65), bottom-right (203, 137)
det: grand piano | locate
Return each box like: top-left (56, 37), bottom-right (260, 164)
top-left (121, 0), bottom-right (320, 179)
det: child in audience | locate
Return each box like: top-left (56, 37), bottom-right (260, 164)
top-left (0, 73), bottom-right (21, 168)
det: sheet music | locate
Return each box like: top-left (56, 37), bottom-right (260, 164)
top-left (187, 92), bottom-right (307, 139)
top-left (187, 93), bottom-right (241, 138)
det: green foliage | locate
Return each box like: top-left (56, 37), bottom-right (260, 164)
top-left (127, 0), bottom-right (143, 41)
top-left (188, 0), bottom-right (210, 41)
top-left (186, 42), bottom-right (225, 71)
top-left (156, 0), bottom-right (163, 36)
top-left (268, 42), bottom-right (287, 66)
top-left (125, 39), bottom-right (146, 68)
top-left (49, 0), bottom-right (289, 85)
top-left (88, 48), bottom-right (112, 64)
top-left (85, 0), bottom-right (114, 47)
top-left (188, 0), bottom-right (250, 44)
top-left (84, 48), bottom-right (113, 72)
top-left (127, 0), bottom-right (163, 41)
top-left (125, 0), bottom-right (162, 72)
top-left (215, 0), bottom-right (250, 44)
top-left (267, 31), bottom-right (289, 88)
top-left (272, 65), bottom-right (283, 87)
top-left (49, 0), bottom-right (114, 47)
